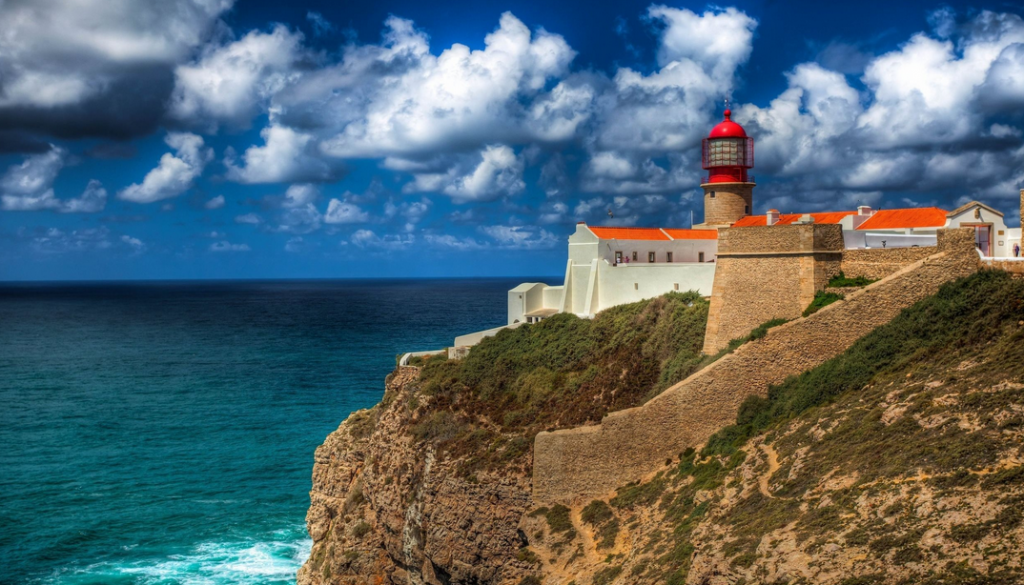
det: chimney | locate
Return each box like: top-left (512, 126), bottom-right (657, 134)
top-left (794, 214), bottom-right (815, 225)
top-left (851, 205), bottom-right (874, 229)
top-left (766, 209), bottom-right (781, 226)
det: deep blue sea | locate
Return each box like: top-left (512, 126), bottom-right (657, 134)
top-left (0, 279), bottom-right (552, 585)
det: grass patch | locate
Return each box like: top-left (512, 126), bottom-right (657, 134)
top-left (828, 271), bottom-right (878, 288)
top-left (802, 290), bottom-right (844, 317)
top-left (611, 474), bottom-right (668, 509)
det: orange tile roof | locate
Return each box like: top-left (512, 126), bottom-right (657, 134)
top-left (856, 207), bottom-right (948, 230)
top-left (662, 228), bottom-right (719, 240)
top-left (588, 227), bottom-right (670, 241)
top-left (732, 211), bottom-right (856, 227)
top-left (587, 226), bottom-right (720, 241)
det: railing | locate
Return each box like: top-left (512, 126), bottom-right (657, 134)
top-left (701, 175), bottom-right (755, 184)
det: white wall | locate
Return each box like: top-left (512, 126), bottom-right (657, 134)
top-left (507, 282), bottom-right (547, 325)
top-left (947, 205), bottom-right (1010, 257)
top-left (1007, 228), bottom-right (1021, 258)
top-left (844, 231), bottom-right (937, 249)
top-left (595, 262), bottom-right (716, 312)
top-left (454, 322), bottom-right (524, 348)
top-left (597, 239), bottom-right (718, 264)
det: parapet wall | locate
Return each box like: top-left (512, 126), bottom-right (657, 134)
top-left (702, 224), bottom-right (844, 355)
top-left (841, 247), bottom-right (935, 280)
top-left (532, 228), bottom-right (978, 504)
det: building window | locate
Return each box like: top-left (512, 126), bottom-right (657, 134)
top-left (709, 191), bottom-right (716, 198)
top-left (634, 283), bottom-right (638, 290)
top-left (615, 251), bottom-right (623, 264)
top-left (674, 283), bottom-right (679, 291)
top-left (744, 205), bottom-right (750, 214)
top-left (648, 251), bottom-right (655, 263)
top-left (666, 252), bottom-right (673, 263)
top-left (698, 252), bottom-right (705, 262)
top-left (632, 251), bottom-right (638, 261)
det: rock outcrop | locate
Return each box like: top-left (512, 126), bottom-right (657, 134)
top-left (298, 367), bottom-right (534, 585)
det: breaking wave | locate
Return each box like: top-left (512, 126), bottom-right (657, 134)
top-left (43, 527), bottom-right (311, 585)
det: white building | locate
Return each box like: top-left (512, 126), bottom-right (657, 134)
top-left (505, 223), bottom-right (718, 325)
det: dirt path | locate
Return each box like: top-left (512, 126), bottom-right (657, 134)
top-left (759, 443), bottom-right (781, 498)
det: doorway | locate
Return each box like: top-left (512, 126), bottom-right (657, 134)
top-left (966, 224), bottom-right (992, 257)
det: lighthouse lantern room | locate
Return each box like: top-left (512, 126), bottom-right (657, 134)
top-left (699, 107), bottom-right (757, 228)
top-left (702, 109), bottom-right (754, 183)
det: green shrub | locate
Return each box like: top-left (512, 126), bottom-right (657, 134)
top-left (545, 504), bottom-right (573, 533)
top-left (581, 500), bottom-right (614, 525)
top-left (593, 566), bottom-right (623, 585)
top-left (350, 521), bottom-right (372, 539)
top-left (515, 547), bottom-right (540, 564)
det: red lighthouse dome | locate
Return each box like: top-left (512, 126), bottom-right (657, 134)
top-left (702, 108), bottom-right (753, 184)
top-left (708, 109), bottom-right (747, 138)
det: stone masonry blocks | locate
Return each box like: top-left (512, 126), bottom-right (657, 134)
top-left (702, 182), bottom-right (754, 227)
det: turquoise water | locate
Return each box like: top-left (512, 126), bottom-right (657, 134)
top-left (0, 279), bottom-right (547, 585)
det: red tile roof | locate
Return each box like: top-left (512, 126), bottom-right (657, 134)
top-left (588, 226), bottom-right (720, 241)
top-left (731, 207), bottom-right (949, 230)
top-left (732, 211), bottom-right (856, 227)
top-left (662, 228), bottom-right (719, 240)
top-left (589, 227), bottom-right (670, 240)
top-left (855, 207), bottom-right (948, 230)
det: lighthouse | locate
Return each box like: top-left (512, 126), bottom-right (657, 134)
top-left (700, 107), bottom-right (755, 227)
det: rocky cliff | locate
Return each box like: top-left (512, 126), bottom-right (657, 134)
top-left (301, 271), bottom-right (1024, 585)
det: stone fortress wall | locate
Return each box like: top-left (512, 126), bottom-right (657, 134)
top-left (702, 224), bottom-right (845, 355)
top-left (532, 228), bottom-right (979, 504)
top-left (840, 247), bottom-right (937, 280)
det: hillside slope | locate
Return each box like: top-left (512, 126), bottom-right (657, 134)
top-left (524, 269), bottom-right (1024, 585)
top-left (301, 270), bottom-right (1024, 585)
top-left (298, 293), bottom-right (713, 585)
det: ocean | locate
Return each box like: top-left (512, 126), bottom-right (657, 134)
top-left (0, 279), bottom-right (552, 585)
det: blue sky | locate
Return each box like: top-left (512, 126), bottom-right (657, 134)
top-left (1, 0), bottom-right (1023, 280)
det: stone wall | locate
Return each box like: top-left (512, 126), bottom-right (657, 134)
top-left (532, 228), bottom-right (978, 504)
top-left (701, 224), bottom-right (844, 355)
top-left (982, 259), bottom-right (1024, 275)
top-left (841, 247), bottom-right (935, 280)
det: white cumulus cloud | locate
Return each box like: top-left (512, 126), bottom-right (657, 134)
top-left (119, 133), bottom-right (212, 203)
top-left (169, 25), bottom-right (305, 131)
top-left (224, 125), bottom-right (343, 184)
top-left (1, 148), bottom-right (107, 212)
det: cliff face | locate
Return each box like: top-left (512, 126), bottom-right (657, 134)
top-left (298, 367), bottom-right (534, 585)
top-left (301, 271), bottom-right (1024, 585)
